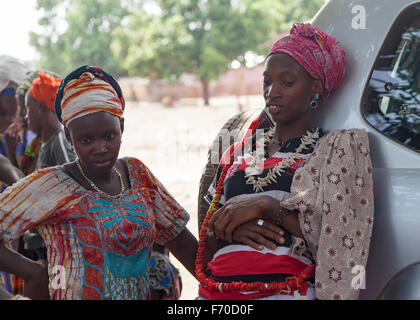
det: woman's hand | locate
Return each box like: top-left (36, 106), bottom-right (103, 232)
top-left (208, 195), bottom-right (281, 243)
top-left (232, 219), bottom-right (285, 251)
top-left (5, 123), bottom-right (22, 153)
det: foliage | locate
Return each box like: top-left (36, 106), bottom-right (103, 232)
top-left (30, 0), bottom-right (325, 103)
top-left (30, 0), bottom-right (130, 77)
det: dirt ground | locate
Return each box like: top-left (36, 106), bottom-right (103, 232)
top-left (119, 95), bottom-right (264, 300)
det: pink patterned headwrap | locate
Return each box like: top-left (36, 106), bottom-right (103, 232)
top-left (267, 23), bottom-right (346, 100)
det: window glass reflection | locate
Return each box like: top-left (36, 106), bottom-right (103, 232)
top-left (363, 8), bottom-right (420, 152)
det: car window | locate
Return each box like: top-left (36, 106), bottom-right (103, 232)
top-left (362, 4), bottom-right (420, 152)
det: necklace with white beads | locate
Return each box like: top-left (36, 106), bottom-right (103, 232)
top-left (245, 127), bottom-right (320, 193)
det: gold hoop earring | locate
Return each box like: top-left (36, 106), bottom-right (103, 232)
top-left (310, 93), bottom-right (320, 109)
top-left (310, 99), bottom-right (319, 109)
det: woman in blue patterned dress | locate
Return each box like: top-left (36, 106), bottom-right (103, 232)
top-left (0, 65), bottom-right (197, 300)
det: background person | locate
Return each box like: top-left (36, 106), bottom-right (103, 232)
top-left (0, 56), bottom-right (35, 295)
top-left (22, 71), bottom-right (77, 267)
top-left (12, 70), bottom-right (61, 176)
top-left (0, 56), bottom-right (35, 190)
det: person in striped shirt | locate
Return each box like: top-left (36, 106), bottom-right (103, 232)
top-left (199, 23), bottom-right (373, 300)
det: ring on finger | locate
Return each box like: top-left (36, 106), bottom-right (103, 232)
top-left (257, 219), bottom-right (264, 227)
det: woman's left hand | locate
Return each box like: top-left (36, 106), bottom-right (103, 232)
top-left (233, 219), bottom-right (285, 251)
top-left (208, 195), bottom-right (280, 243)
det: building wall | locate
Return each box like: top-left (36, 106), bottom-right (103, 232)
top-left (118, 65), bottom-right (264, 102)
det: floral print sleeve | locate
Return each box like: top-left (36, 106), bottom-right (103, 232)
top-left (130, 158), bottom-right (190, 245)
top-left (280, 129), bottom-right (374, 300)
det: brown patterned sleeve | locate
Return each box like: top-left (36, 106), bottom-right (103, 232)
top-left (281, 129), bottom-right (374, 300)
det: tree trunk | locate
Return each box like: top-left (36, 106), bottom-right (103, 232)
top-left (201, 78), bottom-right (210, 106)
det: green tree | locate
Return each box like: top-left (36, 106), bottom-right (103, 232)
top-left (30, 0), bottom-right (325, 104)
top-left (29, 0), bottom-right (130, 77)
top-left (113, 0), bottom-right (325, 105)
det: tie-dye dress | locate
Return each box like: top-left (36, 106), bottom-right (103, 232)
top-left (0, 157), bottom-right (189, 300)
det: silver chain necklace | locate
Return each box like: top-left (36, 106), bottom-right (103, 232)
top-left (76, 158), bottom-right (125, 199)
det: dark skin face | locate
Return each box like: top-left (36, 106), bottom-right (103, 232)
top-left (64, 111), bottom-right (128, 196)
top-left (263, 53), bottom-right (323, 143)
top-left (17, 94), bottom-right (28, 129)
top-left (26, 94), bottom-right (43, 135)
top-left (0, 96), bottom-right (19, 134)
top-left (207, 54), bottom-right (326, 246)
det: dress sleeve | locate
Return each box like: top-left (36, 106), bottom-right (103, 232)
top-left (133, 159), bottom-right (190, 246)
top-left (280, 129), bottom-right (374, 300)
top-left (0, 169), bottom-right (74, 243)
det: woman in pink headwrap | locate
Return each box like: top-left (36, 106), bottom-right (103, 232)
top-left (197, 23), bottom-right (373, 300)
top-left (0, 66), bottom-right (198, 300)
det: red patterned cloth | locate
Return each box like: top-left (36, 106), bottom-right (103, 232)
top-left (268, 23), bottom-right (346, 100)
top-left (0, 157), bottom-right (189, 300)
top-left (280, 129), bottom-right (374, 300)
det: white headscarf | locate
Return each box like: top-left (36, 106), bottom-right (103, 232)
top-left (0, 55), bottom-right (33, 91)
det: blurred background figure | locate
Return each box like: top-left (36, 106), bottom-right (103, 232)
top-left (14, 71), bottom-right (46, 176)
top-left (149, 243), bottom-right (183, 300)
top-left (0, 56), bottom-right (35, 186)
top-left (22, 70), bottom-right (76, 269)
top-left (0, 55), bottom-right (35, 295)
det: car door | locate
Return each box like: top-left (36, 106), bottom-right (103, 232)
top-left (313, 0), bottom-right (420, 299)
top-left (360, 2), bottom-right (420, 299)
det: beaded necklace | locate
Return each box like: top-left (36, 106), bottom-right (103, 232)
top-left (246, 128), bottom-right (320, 192)
top-left (195, 130), bottom-right (316, 296)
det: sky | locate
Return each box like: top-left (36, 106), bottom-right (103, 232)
top-left (1, 0), bottom-right (41, 62)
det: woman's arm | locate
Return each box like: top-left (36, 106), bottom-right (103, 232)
top-left (0, 154), bottom-right (23, 185)
top-left (165, 228), bottom-right (198, 279)
top-left (0, 244), bottom-right (50, 300)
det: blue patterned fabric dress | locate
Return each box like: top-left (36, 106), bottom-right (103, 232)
top-left (0, 157), bottom-right (189, 300)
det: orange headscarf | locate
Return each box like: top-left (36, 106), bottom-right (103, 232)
top-left (28, 71), bottom-right (62, 111)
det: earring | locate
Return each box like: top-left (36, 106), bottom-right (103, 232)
top-left (310, 93), bottom-right (320, 109)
